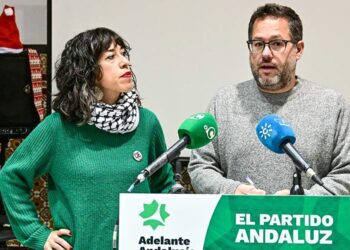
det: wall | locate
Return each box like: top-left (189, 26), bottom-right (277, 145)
top-left (52, 0), bottom-right (350, 154)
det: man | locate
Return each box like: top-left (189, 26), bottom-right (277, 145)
top-left (188, 3), bottom-right (350, 195)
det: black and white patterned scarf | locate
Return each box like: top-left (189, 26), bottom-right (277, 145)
top-left (88, 89), bottom-right (140, 134)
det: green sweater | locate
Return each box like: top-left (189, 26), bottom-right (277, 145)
top-left (0, 107), bottom-right (174, 249)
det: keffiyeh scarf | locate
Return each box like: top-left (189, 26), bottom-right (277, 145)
top-left (88, 89), bottom-right (140, 134)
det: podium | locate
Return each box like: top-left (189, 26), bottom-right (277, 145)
top-left (119, 194), bottom-right (350, 249)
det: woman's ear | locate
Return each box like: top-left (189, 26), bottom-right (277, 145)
top-left (94, 86), bottom-right (103, 101)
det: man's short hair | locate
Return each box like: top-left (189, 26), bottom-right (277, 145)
top-left (248, 3), bottom-right (303, 43)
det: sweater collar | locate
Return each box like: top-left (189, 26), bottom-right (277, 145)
top-left (255, 76), bottom-right (305, 105)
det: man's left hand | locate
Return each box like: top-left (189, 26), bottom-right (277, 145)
top-left (274, 189), bottom-right (290, 195)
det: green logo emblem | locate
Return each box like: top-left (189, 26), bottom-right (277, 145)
top-left (139, 200), bottom-right (170, 230)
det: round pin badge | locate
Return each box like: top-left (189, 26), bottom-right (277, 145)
top-left (133, 151), bottom-right (143, 162)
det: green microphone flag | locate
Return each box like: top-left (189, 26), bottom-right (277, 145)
top-left (178, 112), bottom-right (218, 149)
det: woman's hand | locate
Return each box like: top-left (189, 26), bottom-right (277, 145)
top-left (44, 229), bottom-right (72, 250)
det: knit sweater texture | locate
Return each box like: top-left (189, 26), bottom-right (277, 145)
top-left (188, 78), bottom-right (350, 195)
top-left (0, 107), bottom-right (174, 249)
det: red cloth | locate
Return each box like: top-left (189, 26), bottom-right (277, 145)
top-left (0, 5), bottom-right (23, 53)
top-left (27, 48), bottom-right (45, 121)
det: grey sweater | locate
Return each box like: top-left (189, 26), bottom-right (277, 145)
top-left (188, 78), bottom-right (350, 195)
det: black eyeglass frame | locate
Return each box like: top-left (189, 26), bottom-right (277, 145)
top-left (246, 39), bottom-right (295, 54)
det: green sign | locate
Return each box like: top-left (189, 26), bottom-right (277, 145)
top-left (204, 195), bottom-right (350, 249)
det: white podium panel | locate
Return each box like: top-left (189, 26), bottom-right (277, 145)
top-left (119, 193), bottom-right (220, 249)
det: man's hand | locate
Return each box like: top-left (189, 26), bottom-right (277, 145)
top-left (274, 189), bottom-right (290, 195)
top-left (234, 184), bottom-right (266, 195)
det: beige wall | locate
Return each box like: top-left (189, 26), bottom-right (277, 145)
top-left (52, 0), bottom-right (350, 152)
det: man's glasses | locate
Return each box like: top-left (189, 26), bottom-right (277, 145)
top-left (247, 39), bottom-right (294, 54)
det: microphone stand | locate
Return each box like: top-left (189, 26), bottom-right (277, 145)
top-left (290, 168), bottom-right (304, 195)
top-left (113, 219), bottom-right (118, 250)
top-left (283, 143), bottom-right (336, 195)
top-left (169, 157), bottom-right (194, 194)
top-left (169, 159), bottom-right (186, 193)
top-left (169, 173), bottom-right (186, 194)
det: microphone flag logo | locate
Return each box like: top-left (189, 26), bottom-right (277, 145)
top-left (258, 117), bottom-right (291, 140)
top-left (190, 113), bottom-right (205, 120)
top-left (186, 112), bottom-right (217, 140)
top-left (259, 123), bottom-right (273, 140)
top-left (256, 114), bottom-right (296, 154)
top-left (205, 125), bottom-right (216, 140)
top-left (273, 117), bottom-right (290, 127)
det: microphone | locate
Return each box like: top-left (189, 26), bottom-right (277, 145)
top-left (128, 113), bottom-right (218, 192)
top-left (255, 114), bottom-right (324, 186)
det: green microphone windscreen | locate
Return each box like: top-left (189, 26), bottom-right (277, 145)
top-left (177, 113), bottom-right (218, 149)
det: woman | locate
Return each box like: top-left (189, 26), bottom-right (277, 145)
top-left (0, 27), bottom-right (174, 250)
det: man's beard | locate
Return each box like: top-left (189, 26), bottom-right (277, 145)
top-left (250, 58), bottom-right (296, 91)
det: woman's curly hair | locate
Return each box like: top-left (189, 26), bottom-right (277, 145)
top-left (52, 27), bottom-right (140, 124)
